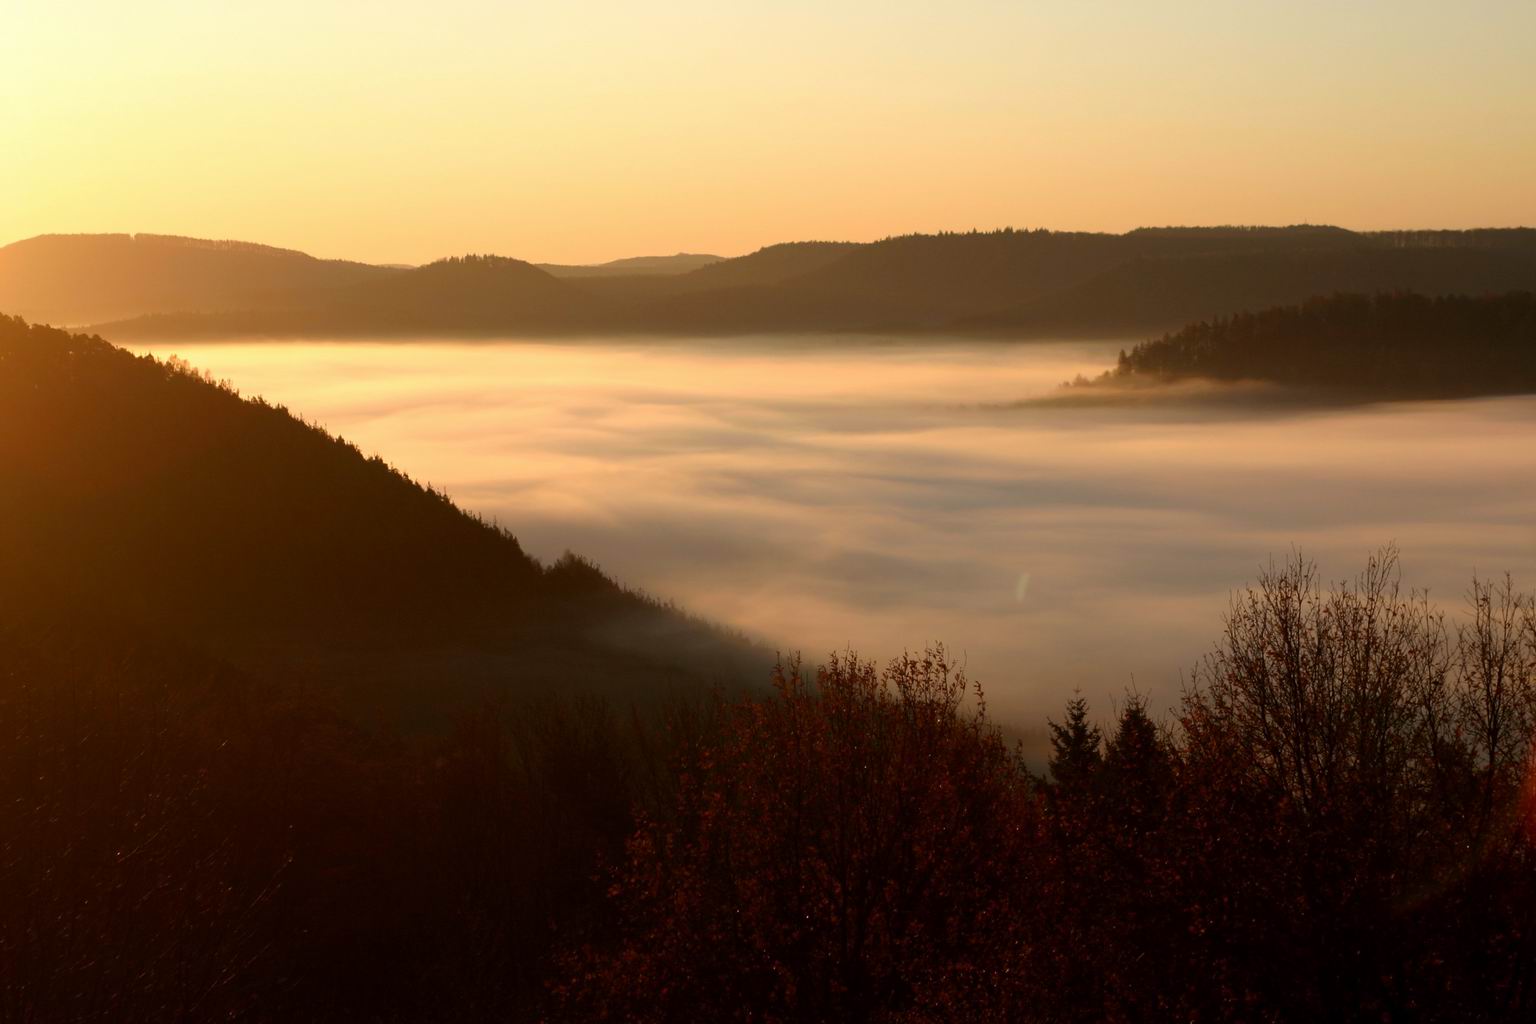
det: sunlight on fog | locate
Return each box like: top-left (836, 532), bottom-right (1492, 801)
top-left (136, 337), bottom-right (1536, 720)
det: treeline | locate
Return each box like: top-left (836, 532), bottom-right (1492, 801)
top-left (4, 550), bottom-right (1532, 1020)
top-left (1098, 291), bottom-right (1536, 397)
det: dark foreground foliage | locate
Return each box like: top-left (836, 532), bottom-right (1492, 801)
top-left (0, 613), bottom-right (652, 1022)
top-left (3, 550), bottom-right (1533, 1021)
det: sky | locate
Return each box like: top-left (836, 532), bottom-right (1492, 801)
top-left (3, 1), bottom-right (1534, 265)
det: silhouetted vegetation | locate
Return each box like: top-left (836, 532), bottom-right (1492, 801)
top-left (8, 546), bottom-right (1529, 1020)
top-left (1092, 291), bottom-right (1536, 398)
top-left (0, 615), bottom-right (655, 1021)
top-left (0, 314), bottom-right (764, 725)
top-left (562, 651), bottom-right (1035, 1021)
top-left (564, 550), bottom-right (1534, 1022)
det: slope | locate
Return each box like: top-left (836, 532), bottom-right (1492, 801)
top-left (0, 314), bottom-right (765, 724)
top-left (95, 254), bottom-right (601, 338)
top-left (0, 233), bottom-right (397, 325)
top-left (963, 232), bottom-right (1536, 336)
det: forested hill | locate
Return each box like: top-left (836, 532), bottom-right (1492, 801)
top-left (0, 233), bottom-right (394, 326)
top-left (59, 225), bottom-right (1536, 340)
top-left (1090, 292), bottom-right (1536, 398)
top-left (0, 314), bottom-right (765, 723)
top-left (92, 255), bottom-right (600, 338)
top-left (537, 252), bottom-right (722, 277)
top-left (962, 241), bottom-right (1536, 337)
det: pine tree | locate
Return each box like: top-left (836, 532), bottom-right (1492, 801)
top-left (1104, 695), bottom-right (1168, 779)
top-left (1048, 694), bottom-right (1103, 788)
top-left (1102, 694), bottom-right (1173, 828)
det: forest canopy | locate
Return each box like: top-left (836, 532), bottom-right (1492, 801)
top-left (1080, 291), bottom-right (1536, 399)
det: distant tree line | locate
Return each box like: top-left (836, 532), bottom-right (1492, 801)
top-left (1100, 291), bottom-right (1536, 397)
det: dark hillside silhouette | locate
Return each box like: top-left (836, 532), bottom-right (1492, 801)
top-left (622, 232), bottom-right (1131, 332)
top-left (668, 240), bottom-right (863, 290)
top-left (562, 241), bottom-right (871, 321)
top-left (0, 233), bottom-right (396, 325)
top-left (94, 255), bottom-right (602, 338)
top-left (1084, 291), bottom-right (1536, 398)
top-left (611, 228), bottom-right (1536, 336)
top-left (74, 225), bottom-right (1536, 340)
top-left (0, 612), bottom-right (660, 1021)
top-left (0, 314), bottom-right (763, 722)
top-left (537, 253), bottom-right (723, 277)
top-left (969, 242), bottom-right (1536, 336)
top-left (305, 254), bottom-right (596, 332)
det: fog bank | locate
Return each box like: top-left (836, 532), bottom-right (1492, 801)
top-left (134, 337), bottom-right (1536, 723)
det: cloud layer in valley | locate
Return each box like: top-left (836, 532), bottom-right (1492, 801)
top-left (136, 337), bottom-right (1536, 725)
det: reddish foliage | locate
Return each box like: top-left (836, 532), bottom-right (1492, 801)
top-left (562, 649), bottom-right (1037, 1023)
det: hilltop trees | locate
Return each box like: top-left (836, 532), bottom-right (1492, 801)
top-left (1047, 693), bottom-right (1102, 789)
top-left (1100, 291), bottom-right (1536, 397)
top-left (566, 650), bottom-right (1036, 1023)
top-left (566, 552), bottom-right (1536, 1023)
top-left (0, 314), bottom-right (762, 726)
top-left (1155, 549), bottom-right (1535, 1020)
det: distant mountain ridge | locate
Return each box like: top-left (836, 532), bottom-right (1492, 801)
top-left (537, 253), bottom-right (723, 277)
top-left (0, 232), bottom-right (395, 325)
top-left (5, 226), bottom-right (1533, 339)
top-left (965, 243), bottom-right (1536, 336)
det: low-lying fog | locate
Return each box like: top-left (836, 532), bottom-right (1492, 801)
top-left (134, 337), bottom-right (1536, 723)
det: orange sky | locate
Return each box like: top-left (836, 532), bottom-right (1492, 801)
top-left (3, 1), bottom-right (1533, 265)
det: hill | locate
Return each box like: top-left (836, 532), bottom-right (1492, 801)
top-left (304, 254), bottom-right (595, 331)
top-left (1076, 291), bottom-right (1536, 399)
top-left (537, 252), bottom-right (723, 277)
top-left (95, 254), bottom-right (602, 339)
top-left (617, 227), bottom-right (1507, 334)
top-left (24, 225), bottom-right (1536, 340)
top-left (0, 314), bottom-right (765, 723)
top-left (564, 240), bottom-right (867, 315)
top-left (967, 238), bottom-right (1536, 336)
top-left (668, 240), bottom-right (862, 290)
top-left (0, 233), bottom-right (396, 325)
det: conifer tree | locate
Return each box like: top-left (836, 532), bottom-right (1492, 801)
top-left (1103, 694), bottom-right (1174, 828)
top-left (1048, 693), bottom-right (1103, 788)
